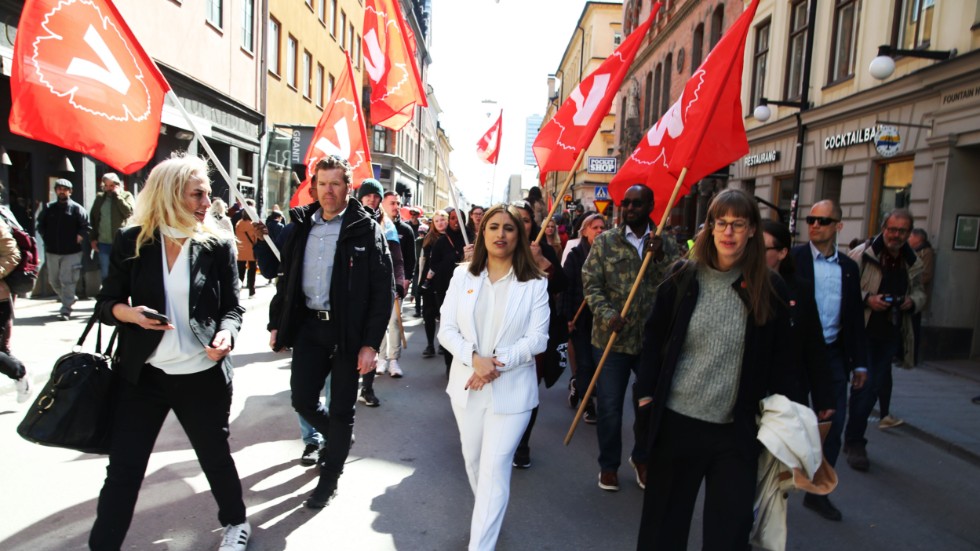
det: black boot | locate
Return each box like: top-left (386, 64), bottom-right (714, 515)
top-left (306, 471), bottom-right (338, 509)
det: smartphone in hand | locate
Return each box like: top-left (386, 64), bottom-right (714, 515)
top-left (143, 310), bottom-right (170, 325)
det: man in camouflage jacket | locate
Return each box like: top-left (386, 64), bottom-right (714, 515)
top-left (582, 184), bottom-right (679, 492)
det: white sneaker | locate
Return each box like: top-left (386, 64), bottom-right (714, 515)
top-left (376, 358), bottom-right (388, 375)
top-left (15, 373), bottom-right (31, 404)
top-left (219, 521), bottom-right (250, 551)
top-left (388, 359), bottom-right (403, 378)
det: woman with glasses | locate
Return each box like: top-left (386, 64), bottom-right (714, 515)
top-left (465, 205), bottom-right (485, 242)
top-left (439, 204), bottom-right (549, 551)
top-left (635, 188), bottom-right (796, 549)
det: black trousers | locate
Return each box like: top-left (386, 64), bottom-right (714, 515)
top-left (637, 409), bottom-right (756, 551)
top-left (90, 365), bottom-right (245, 550)
top-left (290, 319), bottom-right (358, 476)
top-left (237, 260), bottom-right (256, 292)
top-left (422, 289), bottom-right (444, 347)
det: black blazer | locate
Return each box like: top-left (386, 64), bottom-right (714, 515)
top-left (784, 272), bottom-right (834, 411)
top-left (791, 244), bottom-right (869, 372)
top-left (96, 227), bottom-right (244, 385)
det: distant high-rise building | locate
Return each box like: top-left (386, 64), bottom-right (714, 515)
top-left (525, 114), bottom-right (544, 166)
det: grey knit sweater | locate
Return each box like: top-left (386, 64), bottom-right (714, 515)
top-left (665, 266), bottom-right (748, 423)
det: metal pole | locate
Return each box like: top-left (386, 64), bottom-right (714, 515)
top-left (789, 0), bottom-right (817, 244)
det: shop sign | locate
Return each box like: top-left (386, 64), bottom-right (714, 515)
top-left (588, 156), bottom-right (618, 174)
top-left (875, 125), bottom-right (902, 158)
top-left (824, 127), bottom-right (877, 151)
top-left (743, 150), bottom-right (780, 167)
top-left (941, 84), bottom-right (980, 107)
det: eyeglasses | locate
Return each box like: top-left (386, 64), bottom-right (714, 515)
top-left (711, 219), bottom-right (750, 233)
top-left (884, 226), bottom-right (910, 236)
top-left (806, 216), bottom-right (839, 226)
top-left (619, 199), bottom-right (648, 208)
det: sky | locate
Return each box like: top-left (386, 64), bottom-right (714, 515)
top-left (427, 0), bottom-right (596, 206)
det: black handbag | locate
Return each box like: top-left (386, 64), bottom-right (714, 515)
top-left (16, 314), bottom-right (118, 454)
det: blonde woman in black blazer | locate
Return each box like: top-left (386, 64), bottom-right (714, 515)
top-left (91, 155), bottom-right (249, 551)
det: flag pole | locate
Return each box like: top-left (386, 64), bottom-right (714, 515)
top-left (564, 167), bottom-right (688, 445)
top-left (166, 91), bottom-right (281, 261)
top-left (534, 149), bottom-right (587, 244)
top-left (447, 178), bottom-right (470, 247)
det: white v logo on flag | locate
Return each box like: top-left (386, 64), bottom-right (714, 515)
top-left (646, 98), bottom-right (684, 146)
top-left (363, 29), bottom-right (386, 84)
top-left (65, 25), bottom-right (131, 95)
top-left (569, 73), bottom-right (610, 126)
top-left (314, 119), bottom-right (352, 158)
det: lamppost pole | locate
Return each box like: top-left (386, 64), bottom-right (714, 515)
top-left (789, 0), bottom-right (817, 244)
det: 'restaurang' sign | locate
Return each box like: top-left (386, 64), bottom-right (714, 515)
top-left (824, 127), bottom-right (877, 150)
top-left (744, 150), bottom-right (780, 167)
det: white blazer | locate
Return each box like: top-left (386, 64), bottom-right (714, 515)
top-left (439, 264), bottom-right (550, 414)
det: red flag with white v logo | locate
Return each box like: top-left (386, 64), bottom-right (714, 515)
top-left (363, 0), bottom-right (428, 131)
top-left (476, 111), bottom-right (503, 165)
top-left (532, 4), bottom-right (659, 175)
top-left (611, 0), bottom-right (759, 224)
top-left (9, 0), bottom-right (170, 174)
top-left (290, 53), bottom-right (373, 208)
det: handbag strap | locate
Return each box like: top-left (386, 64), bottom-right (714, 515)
top-left (77, 312), bottom-right (119, 357)
top-left (77, 313), bottom-right (100, 348)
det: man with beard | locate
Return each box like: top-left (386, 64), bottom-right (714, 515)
top-left (37, 178), bottom-right (90, 320)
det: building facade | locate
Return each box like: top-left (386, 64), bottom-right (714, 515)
top-left (541, 1), bottom-right (623, 216)
top-left (734, 0), bottom-right (980, 359)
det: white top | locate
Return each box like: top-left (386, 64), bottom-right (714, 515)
top-left (146, 238), bottom-right (213, 375)
top-left (473, 267), bottom-right (515, 357)
top-left (624, 223), bottom-right (651, 258)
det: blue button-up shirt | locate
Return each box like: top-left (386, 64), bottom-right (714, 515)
top-left (810, 241), bottom-right (842, 344)
top-left (302, 208), bottom-right (345, 310)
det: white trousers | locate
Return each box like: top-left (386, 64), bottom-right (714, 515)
top-left (451, 388), bottom-right (531, 551)
top-left (379, 302), bottom-right (402, 360)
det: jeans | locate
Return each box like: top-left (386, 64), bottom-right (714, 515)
top-left (572, 329), bottom-right (596, 400)
top-left (846, 335), bottom-right (900, 447)
top-left (593, 348), bottom-right (644, 471)
top-left (45, 251), bottom-right (82, 315)
top-left (97, 242), bottom-right (112, 280)
top-left (90, 365), bottom-right (245, 550)
top-left (298, 373), bottom-right (332, 446)
top-left (290, 319), bottom-right (358, 476)
top-left (821, 344), bottom-right (848, 467)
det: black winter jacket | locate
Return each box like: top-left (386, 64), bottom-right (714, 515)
top-left (37, 199), bottom-right (90, 255)
top-left (268, 199), bottom-right (393, 355)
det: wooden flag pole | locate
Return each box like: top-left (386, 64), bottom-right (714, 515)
top-left (534, 149), bottom-right (588, 245)
top-left (447, 178), bottom-right (470, 247)
top-left (564, 167), bottom-right (689, 446)
top-left (570, 299), bottom-right (588, 327)
top-left (395, 298), bottom-right (408, 348)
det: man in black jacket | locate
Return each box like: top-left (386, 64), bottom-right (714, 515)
top-left (791, 199), bottom-right (868, 521)
top-left (268, 156), bottom-right (393, 508)
top-left (37, 178), bottom-right (90, 320)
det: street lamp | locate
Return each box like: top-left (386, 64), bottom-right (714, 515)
top-left (869, 44), bottom-right (957, 80)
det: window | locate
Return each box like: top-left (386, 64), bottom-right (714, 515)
top-left (340, 11), bottom-right (347, 50)
top-left (894, 0), bottom-right (934, 50)
top-left (774, 176), bottom-right (795, 221)
top-left (751, 20), bottom-right (770, 112)
top-left (318, 0), bottom-right (326, 24)
top-left (329, 0), bottom-right (337, 36)
top-left (268, 18), bottom-right (281, 75)
top-left (302, 50), bottom-right (312, 99)
top-left (373, 125), bottom-right (388, 152)
top-left (305, 0), bottom-right (313, 9)
top-left (817, 167), bottom-right (843, 206)
top-left (692, 23), bottom-right (704, 70)
top-left (661, 53), bottom-right (672, 115)
top-left (709, 5), bottom-right (724, 50)
top-left (316, 63), bottom-right (325, 107)
top-left (355, 33), bottom-right (361, 68)
top-left (350, 23), bottom-right (355, 54)
top-left (287, 35), bottom-right (298, 89)
top-left (872, 158), bottom-right (913, 230)
top-left (643, 71), bottom-right (653, 129)
top-left (328, 74), bottom-right (335, 99)
top-left (206, 0), bottom-right (222, 28)
top-left (613, 33), bottom-right (623, 46)
top-left (653, 63), bottom-right (662, 121)
top-left (829, 0), bottom-right (857, 83)
top-left (241, 0), bottom-right (254, 52)
top-left (785, 0), bottom-right (809, 101)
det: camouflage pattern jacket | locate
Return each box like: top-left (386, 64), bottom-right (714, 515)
top-left (582, 224), bottom-right (680, 355)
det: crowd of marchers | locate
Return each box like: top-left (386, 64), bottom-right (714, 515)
top-left (6, 151), bottom-right (937, 551)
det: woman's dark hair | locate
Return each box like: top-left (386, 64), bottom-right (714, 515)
top-left (468, 204), bottom-right (545, 282)
top-left (466, 205), bottom-right (485, 233)
top-left (762, 219), bottom-right (795, 278)
top-left (526, 187), bottom-right (543, 201)
top-left (692, 188), bottom-right (774, 325)
top-left (512, 201), bottom-right (541, 241)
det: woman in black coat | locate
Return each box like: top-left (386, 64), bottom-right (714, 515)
top-left (427, 207), bottom-right (466, 370)
top-left (90, 155), bottom-right (249, 551)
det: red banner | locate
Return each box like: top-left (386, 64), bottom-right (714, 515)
top-left (476, 111), bottom-right (503, 165)
top-left (363, 0), bottom-right (428, 131)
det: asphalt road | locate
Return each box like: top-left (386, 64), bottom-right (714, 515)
top-left (1, 288), bottom-right (978, 550)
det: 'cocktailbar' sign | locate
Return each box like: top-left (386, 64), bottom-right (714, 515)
top-left (824, 127), bottom-right (877, 151)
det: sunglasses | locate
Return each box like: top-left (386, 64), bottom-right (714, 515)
top-left (619, 199), bottom-right (648, 208)
top-left (806, 216), bottom-right (839, 226)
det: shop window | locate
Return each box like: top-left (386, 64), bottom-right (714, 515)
top-left (872, 158), bottom-right (914, 231)
top-left (829, 0), bottom-right (857, 83)
top-left (751, 19), bottom-right (770, 113)
top-left (774, 175), bottom-right (795, 221)
top-left (785, 0), bottom-right (809, 101)
top-left (893, 0), bottom-right (934, 50)
top-left (817, 167), bottom-right (843, 206)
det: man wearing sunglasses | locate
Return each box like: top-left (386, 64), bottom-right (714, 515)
top-left (582, 184), bottom-right (680, 492)
top-left (791, 199), bottom-right (868, 521)
top-left (845, 209), bottom-right (925, 469)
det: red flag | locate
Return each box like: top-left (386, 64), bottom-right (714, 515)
top-left (533, 4), bottom-right (660, 175)
top-left (9, 0), bottom-right (170, 174)
top-left (363, 0), bottom-right (428, 131)
top-left (611, 0), bottom-right (759, 224)
top-left (476, 111), bottom-right (502, 165)
top-left (290, 54), bottom-right (373, 208)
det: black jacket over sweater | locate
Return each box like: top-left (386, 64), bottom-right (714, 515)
top-left (636, 261), bottom-right (797, 461)
top-left (268, 199), bottom-right (393, 355)
top-left (37, 199), bottom-right (90, 254)
top-left (428, 228), bottom-right (465, 294)
top-left (783, 271), bottom-right (834, 411)
top-left (561, 239), bottom-right (593, 332)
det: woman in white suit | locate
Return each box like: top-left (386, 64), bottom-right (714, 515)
top-left (439, 204), bottom-right (550, 551)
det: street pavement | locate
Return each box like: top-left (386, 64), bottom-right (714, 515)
top-left (1, 284), bottom-right (979, 550)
